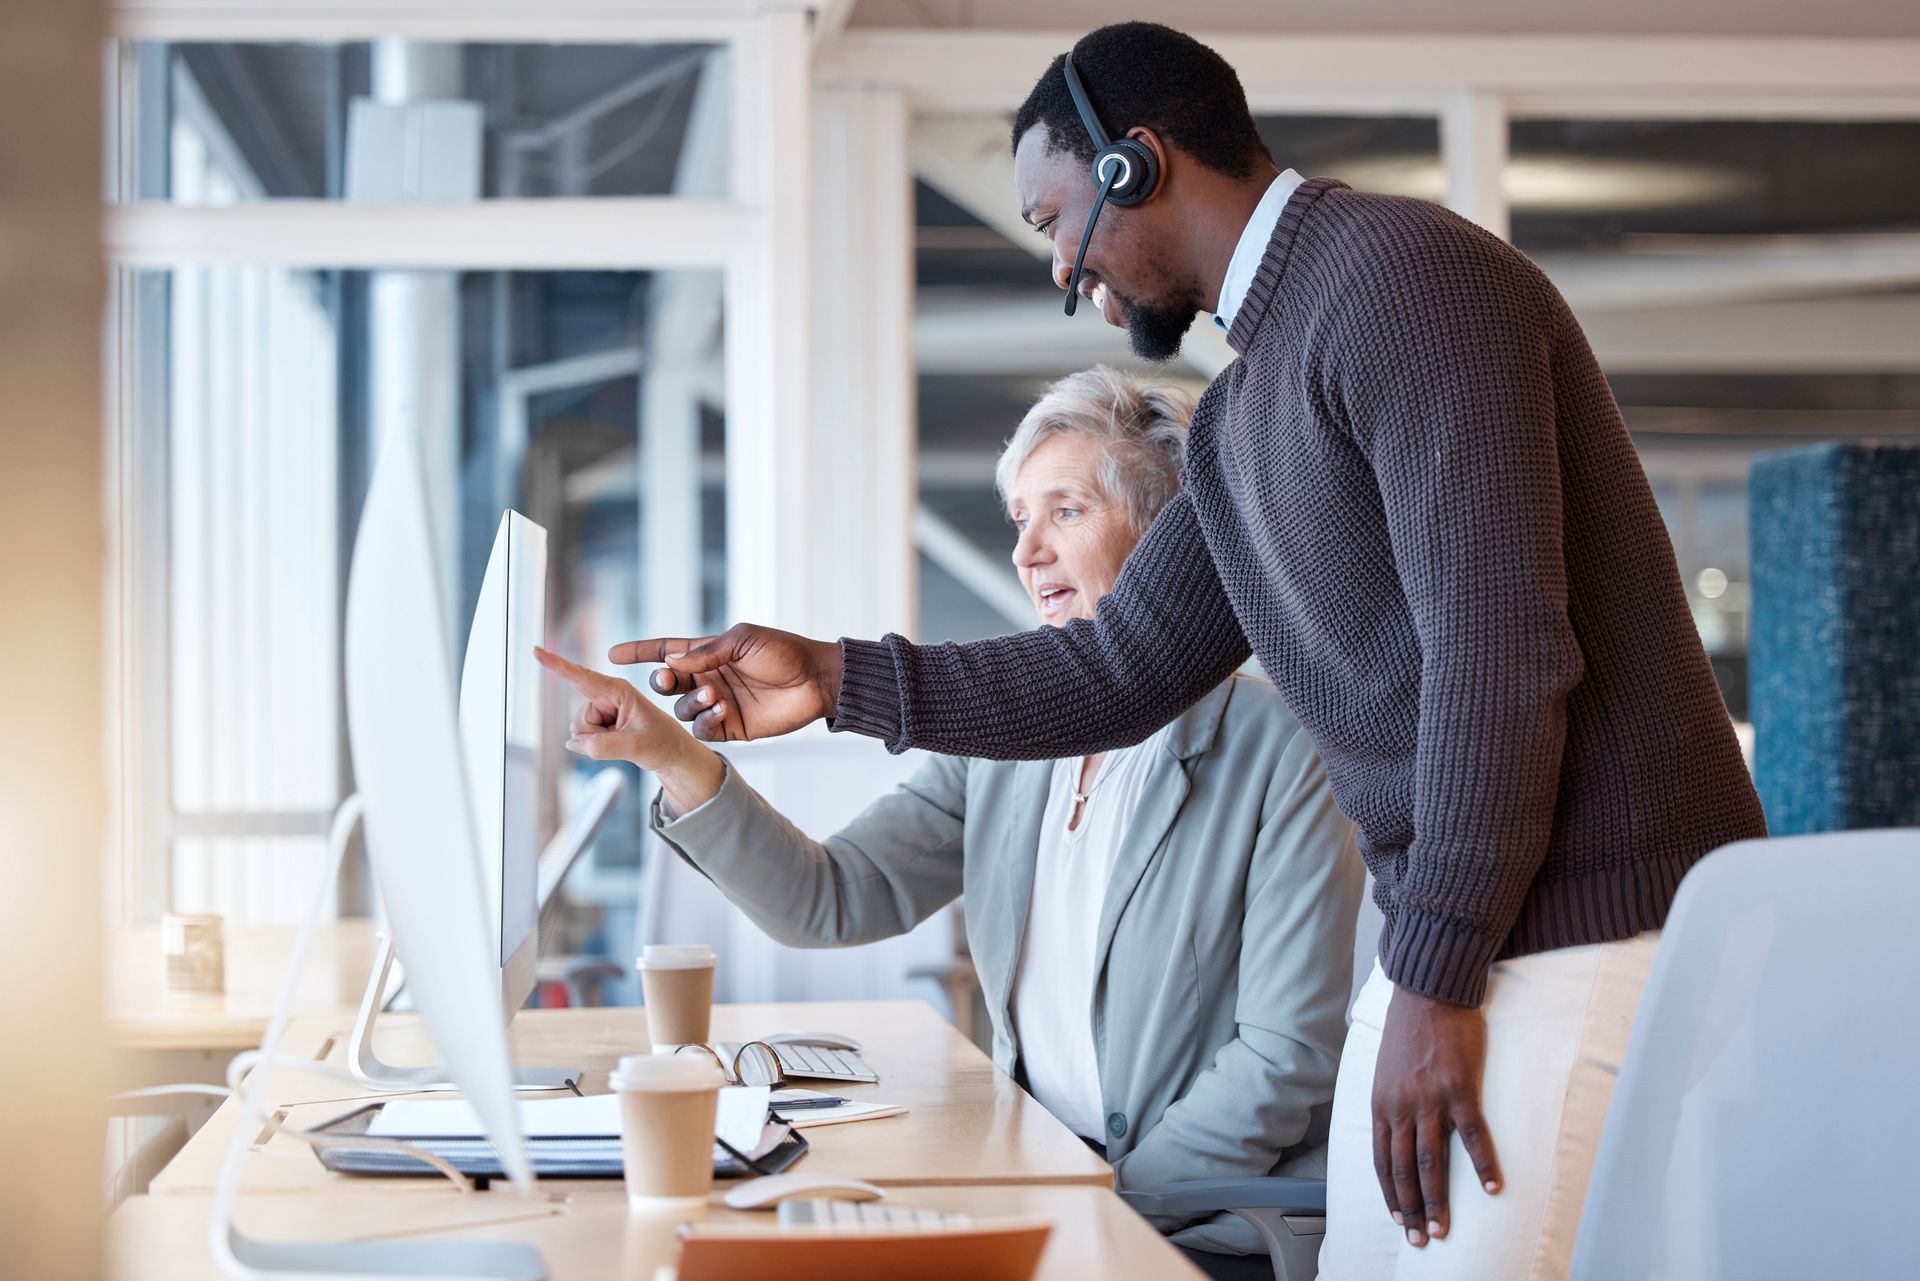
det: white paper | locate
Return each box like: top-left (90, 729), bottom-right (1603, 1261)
top-left (368, 1094), bottom-right (620, 1139)
top-left (714, 1085), bottom-right (772, 1154)
top-left (367, 1086), bottom-right (769, 1149)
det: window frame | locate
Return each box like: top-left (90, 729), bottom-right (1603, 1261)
top-left (103, 1), bottom-right (816, 922)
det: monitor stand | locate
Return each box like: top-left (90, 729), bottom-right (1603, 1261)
top-left (214, 793), bottom-right (548, 1280)
top-left (348, 934), bottom-right (580, 1093)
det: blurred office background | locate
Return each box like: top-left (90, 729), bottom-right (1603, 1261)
top-left (97, 2), bottom-right (1920, 1014)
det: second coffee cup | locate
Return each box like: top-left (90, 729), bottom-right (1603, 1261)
top-left (639, 943), bottom-right (716, 1050)
top-left (607, 1053), bottom-right (724, 1208)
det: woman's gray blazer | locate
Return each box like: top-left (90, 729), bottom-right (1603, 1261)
top-left (651, 673), bottom-right (1363, 1253)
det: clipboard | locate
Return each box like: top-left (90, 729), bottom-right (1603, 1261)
top-left (306, 1100), bottom-right (809, 1186)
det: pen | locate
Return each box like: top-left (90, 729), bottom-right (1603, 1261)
top-left (771, 1096), bottom-right (850, 1111)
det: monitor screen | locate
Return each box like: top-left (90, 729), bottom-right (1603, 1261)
top-left (459, 510), bottom-right (547, 974)
top-left (499, 514), bottom-right (546, 966)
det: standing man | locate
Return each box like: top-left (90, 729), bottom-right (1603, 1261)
top-left (618, 22), bottom-right (1766, 1280)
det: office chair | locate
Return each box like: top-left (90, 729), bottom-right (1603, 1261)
top-left (1571, 828), bottom-right (1920, 1279)
top-left (1117, 884), bottom-right (1385, 1281)
top-left (531, 769), bottom-right (628, 1007)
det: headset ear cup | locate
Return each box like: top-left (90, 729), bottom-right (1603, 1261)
top-left (1104, 139), bottom-right (1159, 207)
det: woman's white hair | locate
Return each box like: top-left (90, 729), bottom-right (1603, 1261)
top-left (994, 365), bottom-right (1195, 534)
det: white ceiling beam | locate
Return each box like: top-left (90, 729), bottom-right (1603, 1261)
top-left (913, 114), bottom-right (1046, 263)
top-left (1579, 295), bottom-right (1920, 373)
top-left (111, 0), bottom-right (811, 41)
top-left (916, 287), bottom-right (1920, 377)
top-left (809, 0), bottom-right (857, 52)
top-left (916, 290), bottom-right (1233, 378)
top-left (107, 199), bottom-right (750, 268)
top-left (820, 31), bottom-right (1920, 116)
top-left (914, 507), bottom-right (1033, 632)
top-left (916, 291), bottom-right (1131, 374)
top-left (1535, 233), bottom-right (1920, 310)
top-left (1505, 91), bottom-right (1920, 121)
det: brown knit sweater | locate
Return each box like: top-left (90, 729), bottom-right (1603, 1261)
top-left (834, 178), bottom-right (1766, 1006)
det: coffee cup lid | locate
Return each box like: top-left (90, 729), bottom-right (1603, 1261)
top-left (608, 1054), bottom-right (723, 1093)
top-left (639, 943), bottom-right (715, 970)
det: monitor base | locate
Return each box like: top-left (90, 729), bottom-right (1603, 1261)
top-left (349, 934), bottom-right (580, 1093)
top-left (219, 1225), bottom-right (544, 1281)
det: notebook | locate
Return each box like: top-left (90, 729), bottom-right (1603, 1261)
top-left (769, 1088), bottom-right (908, 1129)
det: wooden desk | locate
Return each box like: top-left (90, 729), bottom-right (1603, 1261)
top-left (107, 919), bottom-right (380, 1055)
top-left (107, 919), bottom-right (382, 1145)
top-left (110, 1184), bottom-right (1206, 1280)
top-left (150, 1001), bottom-right (1113, 1196)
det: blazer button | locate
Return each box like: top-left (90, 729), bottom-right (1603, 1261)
top-left (1106, 1112), bottom-right (1127, 1138)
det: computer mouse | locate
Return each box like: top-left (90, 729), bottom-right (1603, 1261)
top-left (764, 1031), bottom-right (864, 1051)
top-left (723, 1174), bottom-right (885, 1211)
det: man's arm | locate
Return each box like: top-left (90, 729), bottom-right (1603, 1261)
top-left (835, 491), bottom-right (1250, 758)
top-left (1112, 728), bottom-right (1362, 1211)
top-left (625, 491), bottom-right (1251, 760)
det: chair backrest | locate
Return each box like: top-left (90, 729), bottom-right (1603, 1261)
top-left (1571, 829), bottom-right (1920, 1280)
top-left (534, 766), bottom-right (626, 958)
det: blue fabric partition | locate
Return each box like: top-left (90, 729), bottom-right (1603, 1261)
top-left (1749, 441), bottom-right (1920, 835)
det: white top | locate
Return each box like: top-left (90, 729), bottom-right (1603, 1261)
top-left (1009, 722), bottom-right (1173, 1141)
top-left (639, 943), bottom-right (714, 969)
top-left (1213, 168), bottom-right (1307, 332)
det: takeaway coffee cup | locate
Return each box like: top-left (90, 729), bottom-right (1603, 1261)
top-left (639, 943), bottom-right (716, 1050)
top-left (608, 1053), bottom-right (724, 1208)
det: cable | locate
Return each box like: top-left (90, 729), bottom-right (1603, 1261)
top-left (111, 1084), bottom-right (233, 1103)
top-left (224, 1049), bottom-right (476, 1193)
top-left (112, 1056), bottom-right (475, 1194)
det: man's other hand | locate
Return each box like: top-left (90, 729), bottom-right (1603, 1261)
top-left (609, 623), bottom-right (842, 742)
top-left (1371, 986), bottom-right (1504, 1248)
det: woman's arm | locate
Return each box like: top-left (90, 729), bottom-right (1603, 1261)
top-left (1112, 726), bottom-right (1364, 1201)
top-left (536, 647), bottom-right (968, 948)
top-left (650, 753), bottom-right (969, 949)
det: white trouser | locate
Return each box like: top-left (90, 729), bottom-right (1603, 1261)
top-left (1317, 932), bottom-right (1660, 1281)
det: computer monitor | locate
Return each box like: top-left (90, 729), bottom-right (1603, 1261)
top-left (459, 510), bottom-right (546, 1019)
top-left (213, 418), bottom-right (544, 1279)
top-left (346, 508), bottom-right (580, 1092)
top-left (338, 439), bottom-right (536, 1162)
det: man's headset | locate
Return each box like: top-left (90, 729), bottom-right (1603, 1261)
top-left (1060, 52), bottom-right (1159, 317)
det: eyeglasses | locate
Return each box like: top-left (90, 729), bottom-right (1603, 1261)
top-left (673, 1040), bottom-right (790, 1088)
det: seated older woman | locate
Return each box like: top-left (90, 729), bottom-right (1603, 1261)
top-left (538, 366), bottom-right (1362, 1269)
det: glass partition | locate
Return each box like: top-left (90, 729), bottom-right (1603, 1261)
top-left (130, 263), bottom-right (724, 942)
top-left (117, 40), bottom-right (730, 202)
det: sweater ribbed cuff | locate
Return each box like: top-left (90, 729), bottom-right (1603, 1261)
top-left (828, 637), bottom-right (906, 750)
top-left (1379, 906), bottom-right (1504, 1007)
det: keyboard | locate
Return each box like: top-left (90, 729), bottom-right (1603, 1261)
top-left (772, 1042), bottom-right (878, 1084)
top-left (776, 1199), bottom-right (974, 1231)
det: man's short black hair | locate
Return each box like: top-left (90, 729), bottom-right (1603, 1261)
top-left (1010, 22), bottom-right (1271, 181)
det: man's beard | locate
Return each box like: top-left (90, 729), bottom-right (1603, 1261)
top-left (1116, 291), bottom-right (1199, 363)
